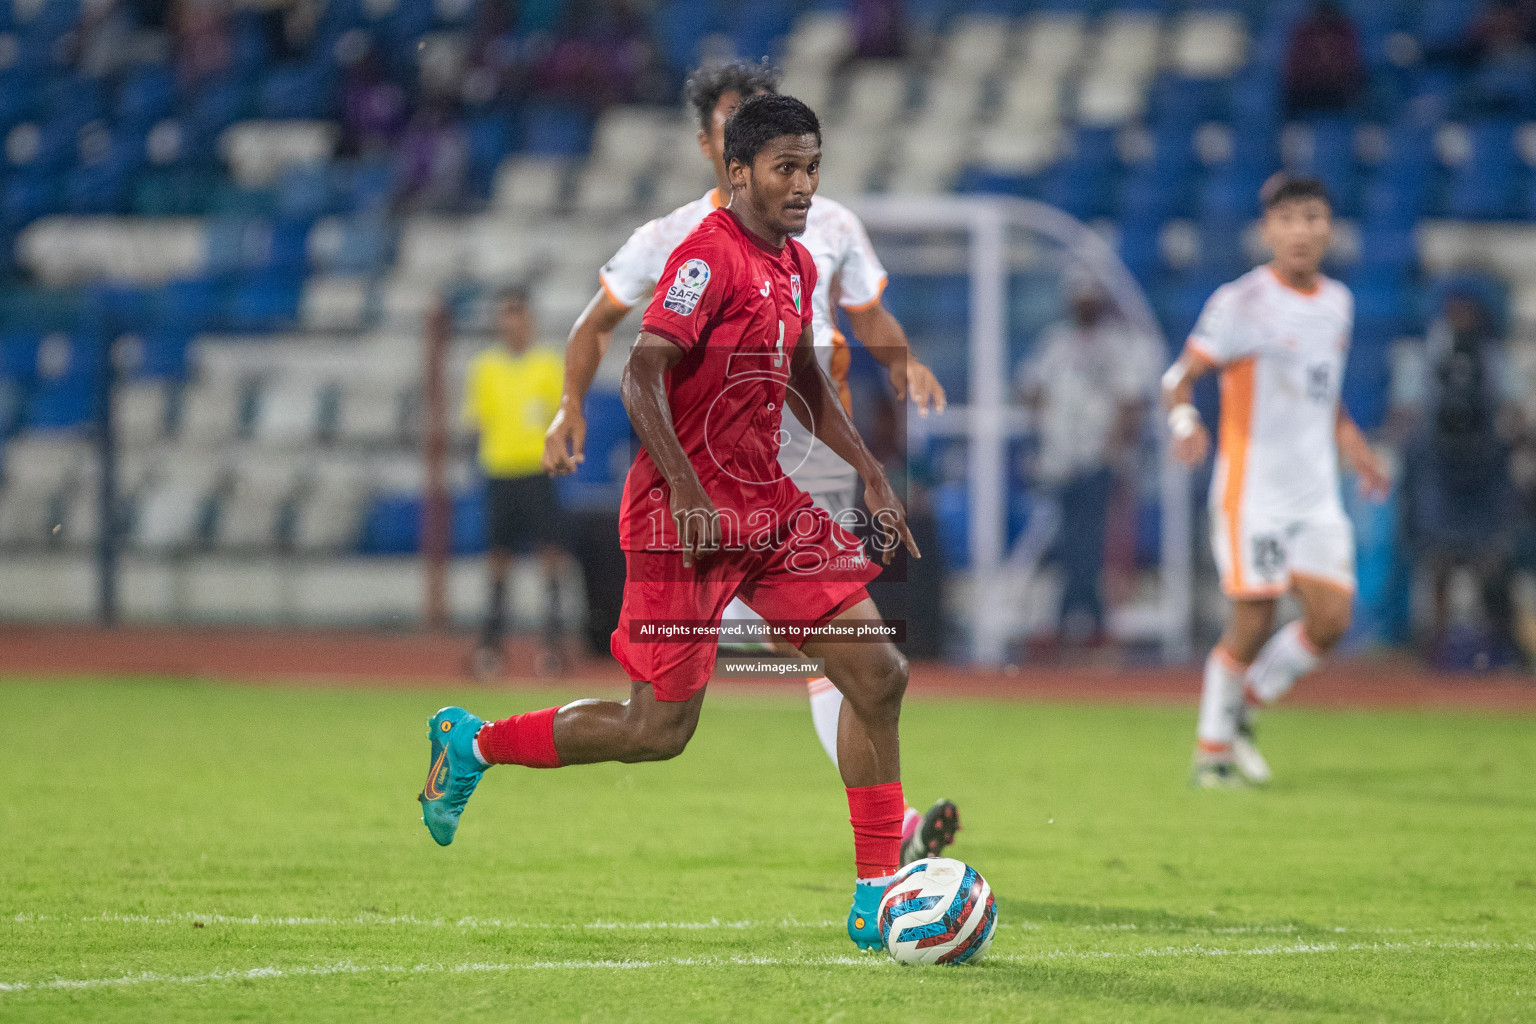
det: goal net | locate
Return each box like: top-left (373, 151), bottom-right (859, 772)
top-left (848, 196), bottom-right (1192, 665)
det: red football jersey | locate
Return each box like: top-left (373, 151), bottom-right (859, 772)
top-left (622, 208), bottom-right (820, 552)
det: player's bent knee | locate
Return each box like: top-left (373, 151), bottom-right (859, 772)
top-left (1305, 611), bottom-right (1350, 652)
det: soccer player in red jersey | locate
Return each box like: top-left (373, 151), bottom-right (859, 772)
top-left (419, 95), bottom-right (921, 950)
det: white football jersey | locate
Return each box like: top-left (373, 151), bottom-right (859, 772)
top-left (1188, 265), bottom-right (1354, 524)
top-left (599, 189), bottom-right (889, 495)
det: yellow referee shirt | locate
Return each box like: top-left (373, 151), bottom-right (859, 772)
top-left (462, 346), bottom-right (564, 478)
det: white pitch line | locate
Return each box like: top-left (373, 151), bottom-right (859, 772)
top-left (2, 940), bottom-right (1531, 996)
top-left (0, 955), bottom-right (882, 994)
top-left (10, 912), bottom-right (843, 931)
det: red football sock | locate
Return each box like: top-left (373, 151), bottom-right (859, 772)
top-left (475, 707), bottom-right (562, 768)
top-left (846, 781), bottom-right (905, 880)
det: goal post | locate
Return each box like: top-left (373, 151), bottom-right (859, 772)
top-left (847, 195), bottom-right (1193, 666)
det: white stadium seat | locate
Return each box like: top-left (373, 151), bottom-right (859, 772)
top-left (177, 380), bottom-right (246, 445)
top-left (492, 157), bottom-right (570, 218)
top-left (1170, 13), bottom-right (1247, 79)
top-left (218, 120), bottom-right (338, 188)
top-left (113, 380), bottom-right (168, 448)
top-left (300, 276), bottom-right (371, 332)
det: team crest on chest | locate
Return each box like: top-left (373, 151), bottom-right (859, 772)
top-left (664, 258), bottom-right (711, 315)
top-left (790, 274), bottom-right (802, 314)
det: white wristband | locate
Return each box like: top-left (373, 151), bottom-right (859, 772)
top-left (1167, 403), bottom-right (1201, 440)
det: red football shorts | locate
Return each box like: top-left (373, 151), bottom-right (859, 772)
top-left (610, 508), bottom-right (882, 702)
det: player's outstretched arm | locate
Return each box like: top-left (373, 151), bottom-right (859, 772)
top-left (1336, 408), bottom-right (1390, 500)
top-left (1161, 347), bottom-right (1217, 467)
top-left (621, 332), bottom-right (720, 568)
top-left (787, 323), bottom-right (919, 564)
top-left (844, 302), bottom-right (947, 416)
top-left (544, 289), bottom-right (632, 475)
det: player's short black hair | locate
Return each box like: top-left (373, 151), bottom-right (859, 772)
top-left (683, 58), bottom-right (780, 132)
top-left (495, 284), bottom-right (530, 308)
top-left (723, 94), bottom-right (821, 170)
top-left (1260, 173), bottom-right (1332, 211)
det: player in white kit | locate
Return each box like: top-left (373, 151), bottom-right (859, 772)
top-left (1161, 176), bottom-right (1388, 787)
top-left (542, 60), bottom-right (957, 859)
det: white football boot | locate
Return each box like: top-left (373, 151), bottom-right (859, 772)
top-left (1231, 705), bottom-right (1272, 786)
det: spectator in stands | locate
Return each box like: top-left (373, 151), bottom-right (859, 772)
top-left (172, 0), bottom-right (232, 86)
top-left (1017, 286), bottom-right (1156, 646)
top-left (392, 99), bottom-right (469, 212)
top-left (1466, 2), bottom-right (1536, 114)
top-left (850, 0), bottom-right (908, 61)
top-left (338, 43), bottom-right (408, 159)
top-left (1398, 290), bottom-right (1523, 665)
top-left (463, 286), bottom-right (571, 679)
top-left (1283, 1), bottom-right (1366, 116)
top-left (533, 0), bottom-right (662, 110)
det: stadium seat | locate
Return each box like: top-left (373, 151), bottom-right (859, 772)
top-left (112, 380), bottom-right (168, 448)
top-left (1445, 120), bottom-right (1521, 220)
top-left (130, 453), bottom-right (225, 551)
top-left (292, 466), bottom-right (371, 553)
top-left (252, 375), bottom-right (323, 446)
top-left (215, 453), bottom-right (306, 549)
top-left (357, 491), bottom-right (421, 554)
top-left (25, 335), bottom-right (98, 430)
top-left (522, 103), bottom-right (593, 158)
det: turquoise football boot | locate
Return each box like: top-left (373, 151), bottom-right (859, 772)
top-left (418, 706), bottom-right (486, 846)
top-left (846, 881), bottom-right (887, 950)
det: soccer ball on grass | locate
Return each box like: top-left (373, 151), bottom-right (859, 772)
top-left (876, 857), bottom-right (997, 965)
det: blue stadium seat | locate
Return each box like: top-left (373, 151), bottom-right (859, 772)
top-left (258, 62), bottom-right (334, 120)
top-left (137, 331), bottom-right (191, 379)
top-left (1043, 127), bottom-right (1118, 220)
top-left (115, 66), bottom-right (176, 131)
top-left (0, 332), bottom-right (42, 386)
top-left (2, 173), bottom-right (59, 228)
top-left (132, 167), bottom-right (218, 216)
top-left (25, 335), bottom-right (99, 430)
top-left (344, 159), bottom-right (398, 212)
top-left (358, 492), bottom-right (421, 554)
top-left (1117, 221), bottom-right (1163, 286)
top-left (1341, 342), bottom-right (1390, 432)
top-left (227, 273), bottom-right (303, 332)
top-left (1446, 120), bottom-right (1520, 220)
top-left (573, 391), bottom-right (636, 487)
top-left (522, 102), bottom-right (593, 157)
top-left (274, 163), bottom-right (339, 221)
top-left (0, 70), bottom-right (41, 130)
top-left (1288, 118), bottom-right (1357, 216)
top-left (453, 487), bottom-right (486, 554)
top-left (1415, 0), bottom-right (1479, 54)
top-left (155, 278), bottom-right (226, 333)
top-left (464, 113), bottom-right (513, 197)
top-left (42, 74), bottom-right (105, 136)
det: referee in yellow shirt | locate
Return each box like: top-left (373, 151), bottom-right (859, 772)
top-left (463, 286), bottom-right (568, 678)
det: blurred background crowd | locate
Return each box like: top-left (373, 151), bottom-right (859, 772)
top-left (3, 0), bottom-right (1536, 673)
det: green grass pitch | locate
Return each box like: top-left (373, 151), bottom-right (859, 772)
top-left (2, 677), bottom-right (1533, 1022)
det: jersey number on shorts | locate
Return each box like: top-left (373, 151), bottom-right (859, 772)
top-left (774, 320), bottom-right (785, 366)
top-left (1252, 534), bottom-right (1286, 580)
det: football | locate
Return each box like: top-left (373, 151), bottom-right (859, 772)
top-left (876, 857), bottom-right (998, 965)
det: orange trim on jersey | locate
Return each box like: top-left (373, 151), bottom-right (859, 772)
top-left (829, 327), bottom-right (854, 415)
top-left (1267, 264), bottom-right (1321, 297)
top-left (709, 187), bottom-right (726, 209)
top-left (1219, 358), bottom-right (1257, 594)
top-left (839, 276), bottom-right (888, 313)
top-left (597, 273), bottom-right (633, 312)
top-left (807, 677), bottom-right (836, 696)
top-left (1290, 570), bottom-right (1357, 599)
top-left (1222, 581), bottom-right (1287, 600)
